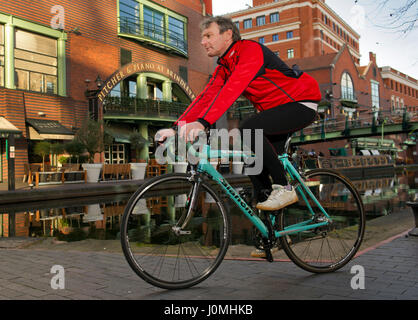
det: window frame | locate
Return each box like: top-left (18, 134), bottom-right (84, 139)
top-left (256, 15), bottom-right (266, 26)
top-left (118, 0), bottom-right (188, 57)
top-left (341, 72), bottom-right (355, 101)
top-left (0, 13), bottom-right (66, 96)
top-left (270, 12), bottom-right (279, 23)
top-left (370, 80), bottom-right (380, 110)
top-left (286, 31), bottom-right (293, 39)
top-left (243, 18), bottom-right (252, 29)
top-left (287, 48), bottom-right (294, 59)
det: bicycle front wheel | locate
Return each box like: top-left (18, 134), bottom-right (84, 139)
top-left (120, 173), bottom-right (230, 289)
top-left (278, 169), bottom-right (365, 273)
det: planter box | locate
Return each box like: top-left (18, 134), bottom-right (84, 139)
top-left (232, 162), bottom-right (244, 174)
top-left (82, 164), bottom-right (103, 183)
top-left (130, 162), bottom-right (147, 180)
top-left (173, 162), bottom-right (188, 173)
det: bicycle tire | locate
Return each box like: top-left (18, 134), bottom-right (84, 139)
top-left (120, 173), bottom-right (231, 289)
top-left (278, 168), bottom-right (365, 273)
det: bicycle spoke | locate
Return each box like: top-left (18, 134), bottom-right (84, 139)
top-left (279, 169), bottom-right (365, 273)
top-left (121, 174), bottom-right (230, 289)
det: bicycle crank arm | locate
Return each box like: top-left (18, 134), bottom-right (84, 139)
top-left (172, 227), bottom-right (192, 236)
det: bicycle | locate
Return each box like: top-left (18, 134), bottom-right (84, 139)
top-left (120, 134), bottom-right (365, 290)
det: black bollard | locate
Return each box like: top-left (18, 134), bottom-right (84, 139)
top-left (406, 201), bottom-right (418, 237)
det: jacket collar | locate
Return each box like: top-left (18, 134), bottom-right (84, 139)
top-left (217, 41), bottom-right (238, 64)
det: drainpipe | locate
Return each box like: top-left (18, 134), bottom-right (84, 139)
top-left (200, 0), bottom-right (206, 16)
top-left (330, 63), bottom-right (335, 118)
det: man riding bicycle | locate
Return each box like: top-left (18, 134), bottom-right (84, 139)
top-left (157, 16), bottom-right (321, 213)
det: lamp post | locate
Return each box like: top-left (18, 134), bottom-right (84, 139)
top-left (85, 75), bottom-right (103, 121)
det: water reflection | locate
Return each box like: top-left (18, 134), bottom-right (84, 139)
top-left (0, 170), bottom-right (416, 242)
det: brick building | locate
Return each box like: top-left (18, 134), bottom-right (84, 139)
top-left (0, 0), bottom-right (213, 181)
top-left (228, 0), bottom-right (360, 63)
top-left (227, 0), bottom-right (417, 161)
top-left (380, 66), bottom-right (418, 115)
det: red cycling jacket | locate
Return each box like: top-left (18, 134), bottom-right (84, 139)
top-left (174, 40), bottom-right (321, 128)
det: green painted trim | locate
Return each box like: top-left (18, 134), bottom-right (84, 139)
top-left (0, 11), bottom-right (64, 38)
top-left (139, 0), bottom-right (187, 22)
top-left (4, 23), bottom-right (14, 89)
top-left (118, 32), bottom-right (187, 57)
top-left (104, 115), bottom-right (176, 122)
top-left (141, 72), bottom-right (170, 82)
top-left (0, 11), bottom-right (67, 95)
top-left (292, 122), bottom-right (418, 144)
top-left (57, 38), bottom-right (66, 96)
top-left (117, 1), bottom-right (187, 56)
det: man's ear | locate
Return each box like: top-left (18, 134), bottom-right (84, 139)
top-left (224, 29), bottom-right (233, 40)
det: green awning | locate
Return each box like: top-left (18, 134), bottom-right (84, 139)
top-left (107, 129), bottom-right (131, 144)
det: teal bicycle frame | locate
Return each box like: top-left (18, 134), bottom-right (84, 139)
top-left (188, 143), bottom-right (332, 240)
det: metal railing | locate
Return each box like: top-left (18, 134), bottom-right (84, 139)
top-left (294, 109), bottom-right (415, 138)
top-left (103, 96), bottom-right (188, 119)
top-left (118, 17), bottom-right (187, 54)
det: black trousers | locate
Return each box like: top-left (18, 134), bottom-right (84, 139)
top-left (240, 102), bottom-right (317, 201)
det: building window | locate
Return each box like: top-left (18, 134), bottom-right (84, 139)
top-left (270, 12), bottom-right (279, 23)
top-left (144, 6), bottom-right (164, 42)
top-left (272, 34), bottom-right (279, 42)
top-left (286, 31), bottom-right (293, 39)
top-left (234, 21), bottom-right (240, 30)
top-left (118, 0), bottom-right (187, 55)
top-left (243, 19), bottom-right (252, 29)
top-left (14, 29), bottom-right (57, 94)
top-left (287, 48), bottom-right (294, 59)
top-left (256, 16), bottom-right (265, 26)
top-left (341, 72), bottom-right (355, 101)
top-left (391, 96), bottom-right (395, 111)
top-left (0, 24), bottom-right (4, 87)
top-left (259, 37), bottom-right (265, 44)
top-left (371, 81), bottom-right (380, 110)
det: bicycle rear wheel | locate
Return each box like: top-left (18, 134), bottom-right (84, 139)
top-left (120, 173), bottom-right (230, 289)
top-left (278, 169), bottom-right (365, 273)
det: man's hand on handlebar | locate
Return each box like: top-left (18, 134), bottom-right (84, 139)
top-left (179, 121), bottom-right (205, 143)
top-left (155, 128), bottom-right (176, 144)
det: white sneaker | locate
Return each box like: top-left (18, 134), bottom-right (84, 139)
top-left (256, 184), bottom-right (298, 211)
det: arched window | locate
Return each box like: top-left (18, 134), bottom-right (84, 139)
top-left (341, 72), bottom-right (355, 101)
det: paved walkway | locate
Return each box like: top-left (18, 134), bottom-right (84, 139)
top-left (0, 230), bottom-right (417, 300)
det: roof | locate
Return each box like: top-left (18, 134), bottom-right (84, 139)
top-left (26, 118), bottom-right (73, 135)
top-left (0, 116), bottom-right (22, 138)
top-left (286, 53), bottom-right (338, 72)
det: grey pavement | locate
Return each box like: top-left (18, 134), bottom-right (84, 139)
top-left (0, 232), bottom-right (417, 300)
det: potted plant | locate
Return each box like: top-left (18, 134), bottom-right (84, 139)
top-left (50, 143), bottom-right (65, 182)
top-left (63, 140), bottom-right (85, 181)
top-left (34, 141), bottom-right (51, 172)
top-left (129, 130), bottom-right (149, 180)
top-left (75, 118), bottom-right (112, 183)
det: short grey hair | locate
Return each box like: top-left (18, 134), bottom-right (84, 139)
top-left (200, 16), bottom-right (241, 42)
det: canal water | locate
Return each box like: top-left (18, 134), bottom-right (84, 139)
top-left (0, 169), bottom-right (417, 246)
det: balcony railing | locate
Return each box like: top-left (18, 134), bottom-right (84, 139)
top-left (118, 17), bottom-right (187, 55)
top-left (103, 96), bottom-right (188, 120)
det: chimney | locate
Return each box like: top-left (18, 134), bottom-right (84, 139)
top-left (369, 52), bottom-right (376, 64)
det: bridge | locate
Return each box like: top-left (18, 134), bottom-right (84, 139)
top-left (291, 110), bottom-right (418, 145)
